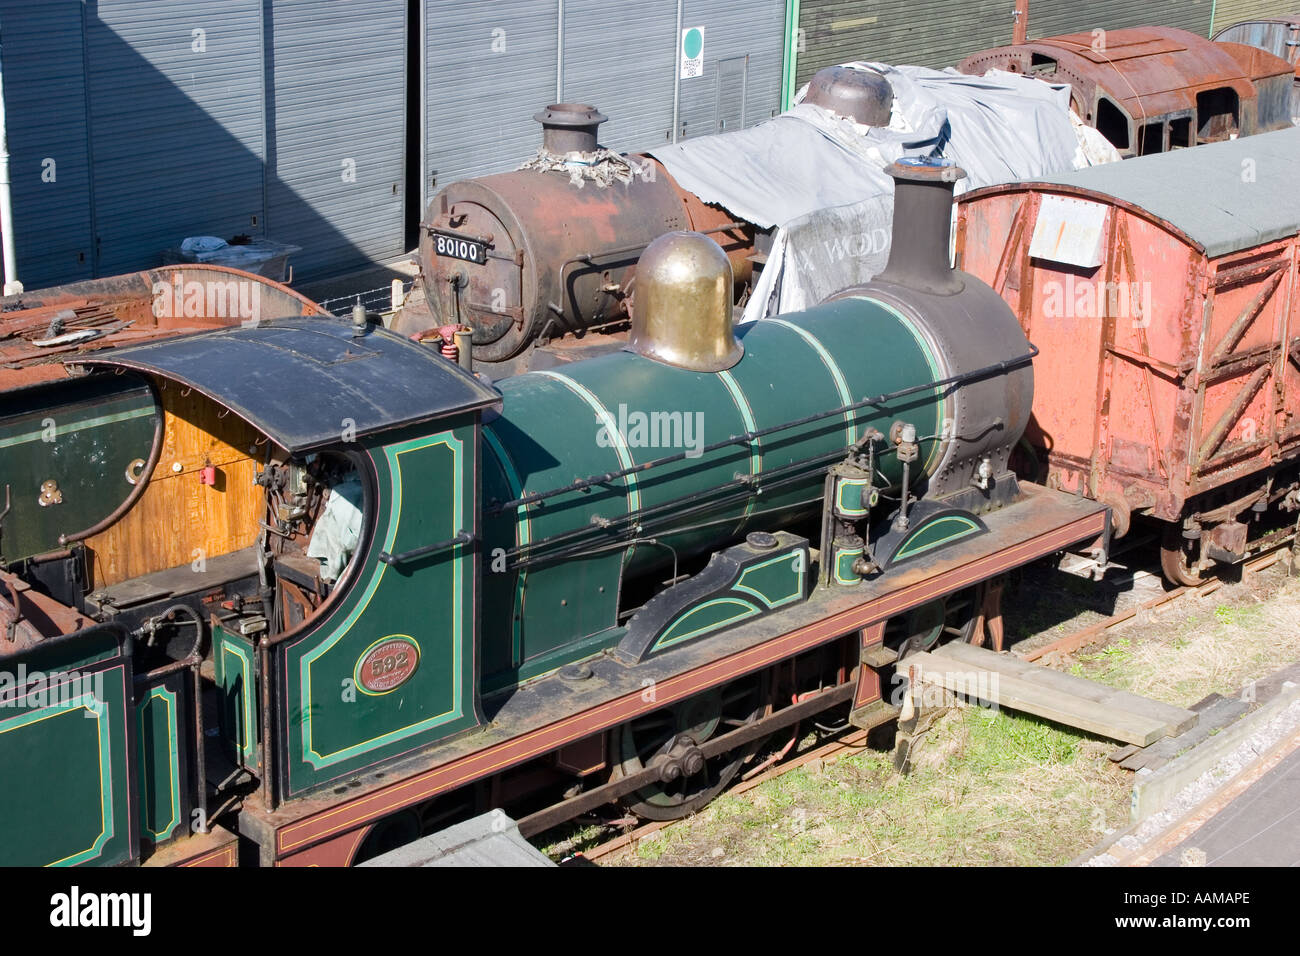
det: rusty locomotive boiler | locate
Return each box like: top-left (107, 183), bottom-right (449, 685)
top-left (411, 104), bottom-right (755, 369)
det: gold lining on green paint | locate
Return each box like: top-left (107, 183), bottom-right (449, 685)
top-left (137, 684), bottom-right (181, 842)
top-left (894, 515), bottom-right (981, 561)
top-left (0, 692), bottom-right (114, 866)
top-left (653, 597), bottom-right (762, 651)
top-left (844, 296), bottom-right (947, 475)
top-left (0, 404), bottom-right (156, 449)
top-left (834, 546), bottom-right (863, 586)
top-left (483, 427), bottom-right (530, 668)
top-left (763, 318), bottom-right (858, 447)
top-left (300, 431), bottom-right (468, 770)
top-left (717, 368), bottom-right (762, 530)
top-left (733, 550), bottom-right (806, 609)
top-left (533, 370), bottom-right (642, 561)
top-left (221, 641), bottom-right (257, 765)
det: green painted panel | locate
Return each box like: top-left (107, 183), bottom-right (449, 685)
top-left (279, 418), bottom-right (480, 797)
top-left (136, 683), bottom-right (182, 843)
top-left (894, 514), bottom-right (981, 560)
top-left (0, 658), bottom-right (134, 866)
top-left (0, 374), bottom-right (158, 561)
top-left (215, 625), bottom-right (258, 770)
top-left (657, 597), bottom-right (761, 650)
top-left (734, 550), bottom-right (806, 608)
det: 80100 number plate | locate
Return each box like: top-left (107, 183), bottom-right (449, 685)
top-left (434, 233), bottom-right (487, 265)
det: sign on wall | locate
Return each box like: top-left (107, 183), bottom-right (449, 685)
top-left (680, 26), bottom-right (705, 78)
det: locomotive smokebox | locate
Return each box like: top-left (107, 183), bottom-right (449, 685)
top-left (804, 66), bottom-right (894, 126)
top-left (877, 158), bottom-right (966, 296)
top-left (534, 103), bottom-right (608, 154)
top-left (628, 231), bottom-right (742, 372)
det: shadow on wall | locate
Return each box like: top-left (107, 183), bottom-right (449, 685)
top-left (2, 0), bottom-right (405, 291)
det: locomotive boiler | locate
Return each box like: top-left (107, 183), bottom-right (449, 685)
top-left (0, 159), bottom-right (1107, 865)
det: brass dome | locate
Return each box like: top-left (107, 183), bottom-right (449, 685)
top-left (628, 231), bottom-right (742, 372)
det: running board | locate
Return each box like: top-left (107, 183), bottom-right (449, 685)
top-left (901, 642), bottom-right (1198, 746)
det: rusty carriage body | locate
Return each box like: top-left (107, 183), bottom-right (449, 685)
top-left (956, 127), bottom-right (1300, 583)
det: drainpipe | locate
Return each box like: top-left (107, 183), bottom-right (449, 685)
top-left (671, 0), bottom-right (683, 143)
top-left (0, 49), bottom-right (21, 295)
top-left (781, 0), bottom-right (802, 111)
top-left (556, 0), bottom-right (564, 102)
top-left (1013, 0), bottom-right (1029, 45)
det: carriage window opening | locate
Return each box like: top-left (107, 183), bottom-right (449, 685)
top-left (1095, 97), bottom-right (1130, 151)
top-left (1169, 117), bottom-right (1192, 149)
top-left (1196, 87), bottom-right (1240, 140)
top-left (1137, 122), bottom-right (1164, 155)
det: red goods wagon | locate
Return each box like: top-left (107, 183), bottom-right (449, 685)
top-left (955, 127), bottom-right (1300, 583)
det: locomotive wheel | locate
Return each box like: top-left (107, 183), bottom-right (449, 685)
top-left (614, 675), bottom-right (768, 821)
top-left (351, 809), bottom-right (422, 864)
top-left (1160, 525), bottom-right (1205, 588)
top-left (889, 587), bottom-right (980, 660)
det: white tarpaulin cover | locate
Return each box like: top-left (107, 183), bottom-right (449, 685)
top-left (648, 63), bottom-right (1120, 321)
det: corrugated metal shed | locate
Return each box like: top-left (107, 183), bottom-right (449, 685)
top-left (84, 1), bottom-right (267, 277)
top-left (356, 809), bottom-right (556, 867)
top-left (264, 0), bottom-right (407, 277)
top-left (1211, 1), bottom-right (1300, 35)
top-left (1026, 0), bottom-right (1214, 40)
top-left (421, 1), bottom-right (788, 205)
top-left (678, 0), bottom-right (786, 137)
top-left (0, 2), bottom-right (95, 288)
top-left (423, 0), bottom-right (559, 199)
top-left (794, 0), bottom-right (1220, 86)
top-left (560, 1), bottom-right (677, 151)
top-left (1025, 125), bottom-right (1300, 256)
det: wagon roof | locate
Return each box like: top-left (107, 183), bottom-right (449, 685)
top-left (73, 317), bottom-right (502, 452)
top-left (963, 127), bottom-right (1300, 259)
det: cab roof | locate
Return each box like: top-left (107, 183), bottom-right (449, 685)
top-left (75, 317), bottom-right (501, 452)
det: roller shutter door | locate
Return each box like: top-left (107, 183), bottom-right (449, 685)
top-left (559, 1), bottom-right (677, 151)
top-left (1211, 0), bottom-right (1299, 34)
top-left (678, 0), bottom-right (786, 139)
top-left (795, 0), bottom-right (1219, 88)
top-left (423, 1), bottom-right (558, 204)
top-left (84, 1), bottom-right (266, 277)
top-left (0, 2), bottom-right (95, 289)
top-left (264, 0), bottom-right (406, 279)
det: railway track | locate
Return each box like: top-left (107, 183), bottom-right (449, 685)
top-left (569, 546), bottom-right (1295, 864)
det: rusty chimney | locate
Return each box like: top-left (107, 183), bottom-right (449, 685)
top-left (534, 103), bottom-right (608, 154)
top-left (877, 158), bottom-right (967, 296)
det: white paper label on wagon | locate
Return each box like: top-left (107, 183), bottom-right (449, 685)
top-left (680, 26), bottom-right (705, 79)
top-left (1028, 194), bottom-right (1107, 269)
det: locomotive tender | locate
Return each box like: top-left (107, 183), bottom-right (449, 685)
top-left (0, 160), bottom-right (1107, 866)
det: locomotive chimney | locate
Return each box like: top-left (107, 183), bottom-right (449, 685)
top-left (534, 103), bottom-right (608, 154)
top-left (804, 66), bottom-right (894, 126)
top-left (877, 158), bottom-right (966, 296)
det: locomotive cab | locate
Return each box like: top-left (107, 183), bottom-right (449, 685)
top-left (0, 316), bottom-right (500, 864)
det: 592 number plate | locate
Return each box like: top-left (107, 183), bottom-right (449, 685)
top-left (434, 233), bottom-right (488, 265)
